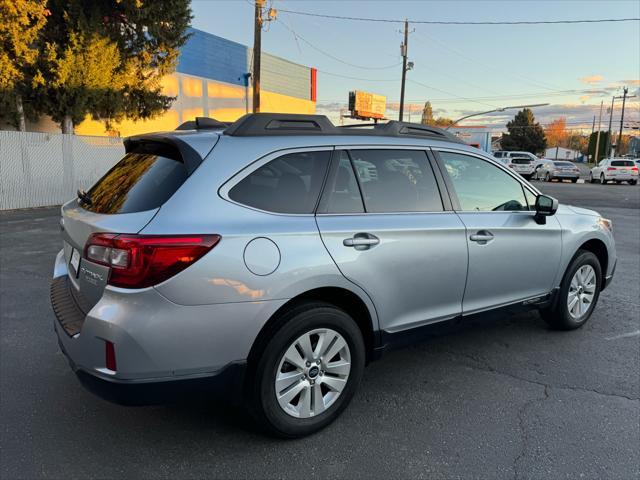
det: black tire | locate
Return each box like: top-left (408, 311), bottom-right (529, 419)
top-left (600, 174), bottom-right (606, 184)
top-left (615, 180), bottom-right (622, 185)
top-left (539, 250), bottom-right (602, 330)
top-left (247, 301), bottom-right (365, 438)
top-left (589, 173), bottom-right (595, 183)
top-left (571, 178), bottom-right (578, 183)
top-left (630, 180), bottom-right (637, 185)
top-left (545, 172), bottom-right (551, 182)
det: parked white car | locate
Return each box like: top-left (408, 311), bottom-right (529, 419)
top-left (503, 156), bottom-right (535, 179)
top-left (589, 158), bottom-right (638, 185)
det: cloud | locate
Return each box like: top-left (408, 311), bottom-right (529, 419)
top-left (580, 75), bottom-right (604, 85)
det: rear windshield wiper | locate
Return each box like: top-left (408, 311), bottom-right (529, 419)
top-left (77, 189), bottom-right (93, 206)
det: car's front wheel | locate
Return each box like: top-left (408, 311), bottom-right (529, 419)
top-left (545, 172), bottom-right (551, 182)
top-left (539, 250), bottom-right (601, 330)
top-left (248, 302), bottom-right (365, 437)
top-left (589, 172), bottom-right (595, 183)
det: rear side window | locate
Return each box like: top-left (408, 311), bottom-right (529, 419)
top-left (84, 143), bottom-right (188, 214)
top-left (348, 149), bottom-right (443, 213)
top-left (229, 151), bottom-right (330, 214)
top-left (611, 160), bottom-right (634, 167)
top-left (511, 158), bottom-right (531, 165)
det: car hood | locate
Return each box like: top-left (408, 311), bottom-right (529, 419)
top-left (558, 204), bottom-right (601, 217)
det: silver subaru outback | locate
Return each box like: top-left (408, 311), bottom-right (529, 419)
top-left (51, 114), bottom-right (616, 437)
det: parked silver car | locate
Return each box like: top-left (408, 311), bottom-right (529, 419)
top-left (51, 114), bottom-right (616, 437)
top-left (536, 160), bottom-right (581, 182)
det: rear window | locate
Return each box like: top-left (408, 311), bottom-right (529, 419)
top-left (229, 151), bottom-right (331, 214)
top-left (83, 143), bottom-right (188, 214)
top-left (511, 158), bottom-right (532, 165)
top-left (553, 162), bottom-right (574, 167)
top-left (611, 160), bottom-right (634, 167)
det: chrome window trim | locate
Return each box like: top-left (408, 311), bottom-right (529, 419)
top-left (218, 146), bottom-right (335, 217)
top-left (432, 146), bottom-right (542, 213)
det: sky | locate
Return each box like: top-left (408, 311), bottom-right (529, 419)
top-left (191, 0), bottom-right (640, 132)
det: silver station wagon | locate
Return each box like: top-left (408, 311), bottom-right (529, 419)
top-left (51, 114), bottom-right (616, 437)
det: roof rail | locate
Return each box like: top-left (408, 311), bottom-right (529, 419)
top-left (176, 117), bottom-right (230, 131)
top-left (223, 113), bottom-right (464, 143)
top-left (224, 113), bottom-right (337, 136)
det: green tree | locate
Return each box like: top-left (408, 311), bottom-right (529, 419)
top-left (500, 108), bottom-right (546, 154)
top-left (588, 131), bottom-right (610, 162)
top-left (0, 0), bottom-right (49, 130)
top-left (34, 0), bottom-right (192, 133)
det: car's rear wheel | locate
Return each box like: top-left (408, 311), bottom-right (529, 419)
top-left (600, 173), bottom-right (606, 184)
top-left (539, 250), bottom-right (601, 330)
top-left (589, 173), bottom-right (595, 183)
top-left (630, 180), bottom-right (638, 185)
top-left (571, 178), bottom-right (578, 183)
top-left (247, 302), bottom-right (365, 438)
top-left (545, 172), bottom-right (551, 182)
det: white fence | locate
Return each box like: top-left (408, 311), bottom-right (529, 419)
top-left (0, 131), bottom-right (124, 210)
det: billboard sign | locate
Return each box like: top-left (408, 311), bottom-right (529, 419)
top-left (349, 90), bottom-right (386, 120)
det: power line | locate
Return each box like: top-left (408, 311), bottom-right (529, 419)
top-left (277, 19), bottom-right (402, 70)
top-left (278, 8), bottom-right (640, 26)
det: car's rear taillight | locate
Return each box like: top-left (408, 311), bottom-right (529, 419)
top-left (607, 167), bottom-right (616, 171)
top-left (84, 233), bottom-right (221, 288)
top-left (632, 166), bottom-right (639, 172)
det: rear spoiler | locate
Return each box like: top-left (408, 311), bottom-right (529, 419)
top-left (123, 133), bottom-right (219, 176)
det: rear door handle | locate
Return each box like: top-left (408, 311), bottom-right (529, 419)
top-left (469, 230), bottom-right (494, 245)
top-left (343, 233), bottom-right (380, 250)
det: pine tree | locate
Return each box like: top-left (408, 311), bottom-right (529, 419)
top-left (421, 101), bottom-right (434, 125)
top-left (0, 0), bottom-right (49, 130)
top-left (501, 108), bottom-right (546, 154)
top-left (33, 0), bottom-right (192, 133)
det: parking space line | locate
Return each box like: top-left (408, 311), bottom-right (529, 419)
top-left (605, 330), bottom-right (640, 340)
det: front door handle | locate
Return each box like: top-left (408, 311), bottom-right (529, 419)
top-left (469, 230), bottom-right (494, 245)
top-left (343, 233), bottom-right (380, 250)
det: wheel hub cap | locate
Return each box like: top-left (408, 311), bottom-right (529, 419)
top-left (275, 328), bottom-right (351, 418)
top-left (567, 265), bottom-right (596, 319)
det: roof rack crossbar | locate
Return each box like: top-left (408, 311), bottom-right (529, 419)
top-left (223, 113), bottom-right (464, 143)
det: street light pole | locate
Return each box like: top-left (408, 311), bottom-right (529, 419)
top-left (447, 103), bottom-right (549, 129)
top-left (618, 86), bottom-right (628, 149)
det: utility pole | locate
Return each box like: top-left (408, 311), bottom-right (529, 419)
top-left (594, 100), bottom-right (604, 165)
top-left (618, 86), bottom-right (628, 150)
top-left (606, 95), bottom-right (615, 158)
top-left (252, 0), bottom-right (264, 113)
top-left (399, 19), bottom-right (409, 122)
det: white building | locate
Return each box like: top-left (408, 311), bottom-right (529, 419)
top-left (545, 147), bottom-right (580, 160)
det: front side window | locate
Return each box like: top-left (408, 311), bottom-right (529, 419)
top-left (229, 150), bottom-right (330, 214)
top-left (439, 151), bottom-right (528, 212)
top-left (348, 149), bottom-right (443, 213)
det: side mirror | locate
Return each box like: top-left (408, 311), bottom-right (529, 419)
top-left (534, 194), bottom-right (558, 225)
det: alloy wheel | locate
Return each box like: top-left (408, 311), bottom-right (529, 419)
top-left (274, 328), bottom-right (351, 418)
top-left (567, 265), bottom-right (596, 319)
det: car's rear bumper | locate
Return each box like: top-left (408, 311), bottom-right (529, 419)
top-left (50, 249), bottom-right (284, 401)
top-left (73, 360), bottom-right (246, 405)
top-left (551, 173), bottom-right (580, 179)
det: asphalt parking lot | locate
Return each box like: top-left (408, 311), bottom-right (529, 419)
top-left (1, 182), bottom-right (638, 479)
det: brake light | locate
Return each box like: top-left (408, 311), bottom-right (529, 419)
top-left (607, 167), bottom-right (616, 171)
top-left (84, 233), bottom-right (221, 288)
top-left (632, 166), bottom-right (639, 171)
